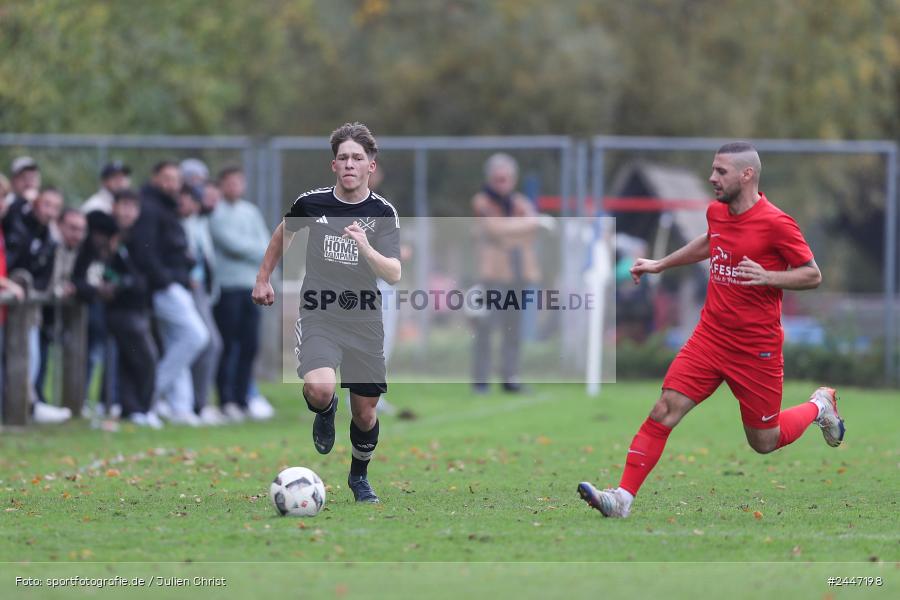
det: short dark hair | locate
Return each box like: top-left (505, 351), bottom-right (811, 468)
top-left (152, 160), bottom-right (179, 175)
top-left (180, 183), bottom-right (201, 201)
top-left (86, 210), bottom-right (118, 236)
top-left (717, 141), bottom-right (757, 155)
top-left (330, 122), bottom-right (378, 159)
top-left (217, 165), bottom-right (243, 183)
top-left (113, 189), bottom-right (139, 203)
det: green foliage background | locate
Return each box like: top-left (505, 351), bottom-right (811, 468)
top-left (2, 0), bottom-right (897, 139)
top-left (1, 0), bottom-right (898, 292)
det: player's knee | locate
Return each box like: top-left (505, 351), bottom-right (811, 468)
top-left (351, 409), bottom-right (376, 431)
top-left (350, 401), bottom-right (377, 430)
top-left (303, 383), bottom-right (334, 409)
top-left (748, 437), bottom-right (778, 454)
top-left (650, 391), bottom-right (686, 426)
top-left (649, 399), bottom-right (669, 422)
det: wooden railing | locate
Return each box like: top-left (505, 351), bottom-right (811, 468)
top-left (1, 270), bottom-right (87, 426)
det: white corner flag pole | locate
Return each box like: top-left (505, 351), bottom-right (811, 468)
top-left (586, 219), bottom-right (612, 397)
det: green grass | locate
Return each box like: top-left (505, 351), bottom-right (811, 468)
top-left (1, 381), bottom-right (898, 598)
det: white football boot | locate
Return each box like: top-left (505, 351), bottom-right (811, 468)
top-left (577, 482), bottom-right (632, 518)
top-left (811, 386), bottom-right (845, 447)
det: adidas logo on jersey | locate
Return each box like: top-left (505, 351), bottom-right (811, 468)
top-left (315, 215), bottom-right (328, 224)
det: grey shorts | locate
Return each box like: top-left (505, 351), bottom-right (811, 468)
top-left (295, 314), bottom-right (387, 397)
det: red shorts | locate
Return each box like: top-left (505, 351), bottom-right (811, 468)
top-left (662, 333), bottom-right (784, 429)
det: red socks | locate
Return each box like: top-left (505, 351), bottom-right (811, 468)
top-left (775, 401), bottom-right (819, 449)
top-left (617, 402), bottom-right (818, 496)
top-left (618, 417), bottom-right (672, 497)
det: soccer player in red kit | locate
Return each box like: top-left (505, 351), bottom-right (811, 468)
top-left (578, 141), bottom-right (845, 518)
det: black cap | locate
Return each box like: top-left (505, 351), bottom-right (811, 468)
top-left (100, 160), bottom-right (131, 180)
top-left (86, 210), bottom-right (118, 236)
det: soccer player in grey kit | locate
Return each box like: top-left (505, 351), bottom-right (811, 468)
top-left (253, 123), bottom-right (400, 503)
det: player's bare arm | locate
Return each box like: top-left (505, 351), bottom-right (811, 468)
top-left (252, 221), bottom-right (296, 306)
top-left (343, 221), bottom-right (401, 284)
top-left (736, 257), bottom-right (821, 290)
top-left (630, 233), bottom-right (709, 284)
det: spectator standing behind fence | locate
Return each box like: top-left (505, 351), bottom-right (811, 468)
top-left (2, 186), bottom-right (71, 423)
top-left (72, 211), bottom-right (120, 426)
top-left (131, 161), bottom-right (209, 427)
top-left (82, 161), bottom-right (132, 215)
top-left (176, 183), bottom-right (224, 426)
top-left (79, 161), bottom-right (130, 418)
top-left (74, 204), bottom-right (158, 428)
top-left (180, 158), bottom-right (210, 200)
top-left (470, 153), bottom-right (551, 395)
top-left (34, 208), bottom-right (86, 404)
top-left (203, 175), bottom-right (270, 415)
top-left (209, 166), bottom-right (273, 422)
top-left (2, 157), bottom-right (41, 216)
top-left (109, 191), bottom-right (160, 428)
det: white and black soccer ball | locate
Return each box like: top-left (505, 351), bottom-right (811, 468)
top-left (270, 467), bottom-right (326, 517)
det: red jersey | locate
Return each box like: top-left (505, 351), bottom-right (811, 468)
top-left (695, 193), bottom-right (814, 356)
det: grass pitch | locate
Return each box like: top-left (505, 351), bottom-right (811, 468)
top-left (1, 380), bottom-right (897, 597)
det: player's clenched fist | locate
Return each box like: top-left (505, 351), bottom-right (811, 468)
top-left (342, 221), bottom-right (372, 251)
top-left (252, 280), bottom-right (275, 306)
top-left (630, 258), bottom-right (662, 284)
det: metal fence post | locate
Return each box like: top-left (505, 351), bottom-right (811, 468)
top-left (885, 146), bottom-right (898, 385)
top-left (413, 147), bottom-right (430, 365)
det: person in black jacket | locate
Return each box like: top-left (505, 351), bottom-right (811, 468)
top-left (2, 186), bottom-right (71, 424)
top-left (130, 161), bottom-right (209, 426)
top-left (2, 186), bottom-right (61, 292)
top-left (74, 193), bottom-right (160, 427)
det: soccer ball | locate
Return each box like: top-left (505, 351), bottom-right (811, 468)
top-left (270, 467), bottom-right (326, 517)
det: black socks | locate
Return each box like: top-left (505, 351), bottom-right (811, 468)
top-left (349, 419), bottom-right (379, 477)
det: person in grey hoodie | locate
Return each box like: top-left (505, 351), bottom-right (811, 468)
top-left (177, 184), bottom-right (223, 425)
top-left (208, 166), bottom-right (273, 421)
